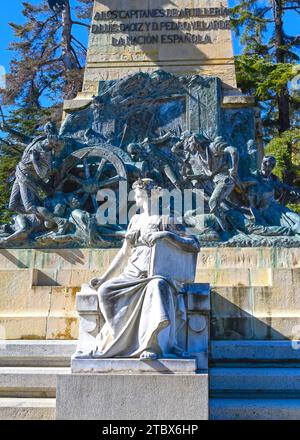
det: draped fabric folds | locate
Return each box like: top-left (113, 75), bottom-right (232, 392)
top-left (93, 214), bottom-right (186, 358)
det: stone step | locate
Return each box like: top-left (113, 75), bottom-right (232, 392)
top-left (0, 398), bottom-right (55, 420)
top-left (0, 340), bottom-right (76, 367)
top-left (0, 367), bottom-right (70, 398)
top-left (210, 367), bottom-right (300, 395)
top-left (210, 398), bottom-right (300, 420)
top-left (211, 340), bottom-right (300, 365)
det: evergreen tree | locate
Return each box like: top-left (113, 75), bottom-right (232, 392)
top-left (231, 0), bottom-right (300, 188)
top-left (2, 0), bottom-right (92, 109)
top-left (231, 0), bottom-right (300, 134)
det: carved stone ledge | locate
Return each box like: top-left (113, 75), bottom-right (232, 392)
top-left (71, 358), bottom-right (197, 374)
top-left (222, 94), bottom-right (255, 108)
top-left (63, 98), bottom-right (93, 113)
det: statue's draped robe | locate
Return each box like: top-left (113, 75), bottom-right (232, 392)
top-left (93, 215), bottom-right (186, 358)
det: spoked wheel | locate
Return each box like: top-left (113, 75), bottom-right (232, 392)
top-left (56, 146), bottom-right (127, 213)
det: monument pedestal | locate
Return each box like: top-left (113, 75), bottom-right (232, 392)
top-left (1, 247), bottom-right (300, 342)
top-left (56, 358), bottom-right (208, 420)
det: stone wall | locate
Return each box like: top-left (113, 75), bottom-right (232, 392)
top-left (0, 247), bottom-right (299, 341)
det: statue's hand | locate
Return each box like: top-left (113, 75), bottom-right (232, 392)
top-left (146, 231), bottom-right (169, 246)
top-left (89, 277), bottom-right (104, 290)
top-left (229, 168), bottom-right (237, 178)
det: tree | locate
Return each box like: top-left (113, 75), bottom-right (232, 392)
top-left (1, 0), bottom-right (93, 111)
top-left (231, 0), bottom-right (300, 135)
top-left (265, 128), bottom-right (300, 185)
top-left (230, 0), bottom-right (300, 190)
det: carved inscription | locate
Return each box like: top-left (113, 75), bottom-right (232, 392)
top-left (92, 5), bottom-right (231, 46)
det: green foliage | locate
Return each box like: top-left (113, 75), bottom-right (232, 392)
top-left (230, 0), bottom-right (300, 136)
top-left (265, 128), bottom-right (300, 183)
top-left (266, 129), bottom-right (300, 211)
top-left (8, 106), bottom-right (54, 137)
top-left (235, 55), bottom-right (298, 99)
top-left (0, 154), bottom-right (21, 224)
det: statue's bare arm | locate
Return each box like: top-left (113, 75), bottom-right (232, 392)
top-left (146, 230), bottom-right (200, 253)
top-left (89, 238), bottom-right (132, 289)
top-left (225, 146), bottom-right (239, 176)
top-left (32, 150), bottom-right (52, 180)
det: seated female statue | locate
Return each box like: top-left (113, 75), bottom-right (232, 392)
top-left (88, 178), bottom-right (200, 360)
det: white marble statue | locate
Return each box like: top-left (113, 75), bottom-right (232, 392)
top-left (84, 178), bottom-right (200, 360)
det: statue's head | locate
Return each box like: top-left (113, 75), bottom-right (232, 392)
top-left (53, 204), bottom-right (65, 218)
top-left (132, 178), bottom-right (162, 207)
top-left (247, 139), bottom-right (257, 154)
top-left (186, 133), bottom-right (209, 153)
top-left (261, 155), bottom-right (276, 176)
top-left (44, 122), bottom-right (63, 153)
top-left (92, 95), bottom-right (105, 110)
top-left (127, 143), bottom-right (142, 161)
top-left (44, 121), bottom-right (58, 136)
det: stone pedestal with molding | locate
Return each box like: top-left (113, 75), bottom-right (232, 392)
top-left (56, 366), bottom-right (208, 420)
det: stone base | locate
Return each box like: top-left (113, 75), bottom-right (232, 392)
top-left (56, 372), bottom-right (208, 420)
top-left (71, 358), bottom-right (197, 374)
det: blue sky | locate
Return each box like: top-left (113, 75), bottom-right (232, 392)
top-left (0, 1), bottom-right (299, 82)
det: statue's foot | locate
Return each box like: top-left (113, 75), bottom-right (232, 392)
top-left (72, 350), bottom-right (94, 359)
top-left (140, 350), bottom-right (159, 360)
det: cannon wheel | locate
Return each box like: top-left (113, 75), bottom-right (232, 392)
top-left (56, 146), bottom-right (128, 213)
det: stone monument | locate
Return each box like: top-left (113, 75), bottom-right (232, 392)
top-left (2, 3), bottom-right (300, 248)
top-left (1, 0), bottom-right (300, 421)
top-left (56, 178), bottom-right (210, 420)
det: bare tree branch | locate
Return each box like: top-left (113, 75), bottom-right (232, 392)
top-left (71, 35), bottom-right (87, 52)
top-left (71, 20), bottom-right (90, 29)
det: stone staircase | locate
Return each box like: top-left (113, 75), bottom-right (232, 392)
top-left (210, 341), bottom-right (300, 420)
top-left (0, 341), bottom-right (75, 420)
top-left (2, 340), bottom-right (300, 420)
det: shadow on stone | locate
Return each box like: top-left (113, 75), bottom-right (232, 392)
top-left (211, 290), bottom-right (289, 341)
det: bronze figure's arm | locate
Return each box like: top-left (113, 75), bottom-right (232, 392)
top-left (31, 148), bottom-right (52, 180)
top-left (225, 145), bottom-right (239, 177)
